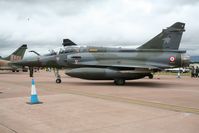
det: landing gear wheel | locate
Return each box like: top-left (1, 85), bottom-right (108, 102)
top-left (54, 68), bottom-right (62, 83)
top-left (148, 74), bottom-right (153, 79)
top-left (56, 79), bottom-right (61, 83)
top-left (114, 79), bottom-right (125, 85)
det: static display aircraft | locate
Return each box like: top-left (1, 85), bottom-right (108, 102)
top-left (0, 44), bottom-right (27, 72)
top-left (164, 68), bottom-right (190, 73)
top-left (13, 22), bottom-right (190, 85)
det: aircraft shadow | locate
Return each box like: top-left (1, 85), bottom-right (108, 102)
top-left (64, 81), bottom-right (173, 88)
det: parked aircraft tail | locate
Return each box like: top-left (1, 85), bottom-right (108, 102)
top-left (137, 22), bottom-right (185, 50)
top-left (3, 44), bottom-right (27, 61)
top-left (62, 39), bottom-right (77, 46)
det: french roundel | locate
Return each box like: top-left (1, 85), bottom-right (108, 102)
top-left (169, 56), bottom-right (175, 62)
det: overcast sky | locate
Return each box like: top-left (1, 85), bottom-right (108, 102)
top-left (0, 0), bottom-right (199, 57)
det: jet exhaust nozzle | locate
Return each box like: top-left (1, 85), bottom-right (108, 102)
top-left (181, 54), bottom-right (190, 67)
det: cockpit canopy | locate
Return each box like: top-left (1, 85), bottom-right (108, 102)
top-left (58, 46), bottom-right (82, 54)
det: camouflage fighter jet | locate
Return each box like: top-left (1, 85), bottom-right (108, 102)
top-left (14, 22), bottom-right (190, 85)
top-left (0, 44), bottom-right (27, 72)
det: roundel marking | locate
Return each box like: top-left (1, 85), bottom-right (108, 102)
top-left (169, 56), bottom-right (175, 62)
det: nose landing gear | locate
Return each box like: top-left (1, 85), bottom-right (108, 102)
top-left (56, 78), bottom-right (61, 83)
top-left (54, 68), bottom-right (61, 84)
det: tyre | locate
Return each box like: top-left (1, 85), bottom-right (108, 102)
top-left (56, 79), bottom-right (61, 83)
top-left (148, 74), bottom-right (153, 79)
top-left (114, 79), bottom-right (125, 85)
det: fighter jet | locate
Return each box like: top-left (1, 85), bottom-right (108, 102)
top-left (0, 44), bottom-right (27, 72)
top-left (14, 22), bottom-right (190, 85)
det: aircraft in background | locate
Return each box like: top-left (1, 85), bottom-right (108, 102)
top-left (164, 68), bottom-right (190, 73)
top-left (0, 44), bottom-right (28, 72)
top-left (13, 22), bottom-right (190, 85)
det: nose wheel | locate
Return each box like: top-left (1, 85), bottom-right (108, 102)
top-left (53, 68), bottom-right (62, 84)
top-left (56, 78), bottom-right (61, 83)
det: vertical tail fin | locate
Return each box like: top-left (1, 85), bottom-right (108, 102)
top-left (137, 22), bottom-right (185, 50)
top-left (3, 44), bottom-right (27, 61)
top-left (62, 39), bottom-right (77, 46)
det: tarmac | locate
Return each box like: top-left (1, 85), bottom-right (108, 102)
top-left (0, 70), bottom-right (199, 133)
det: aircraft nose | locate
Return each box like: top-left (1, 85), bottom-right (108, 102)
top-left (181, 54), bottom-right (190, 67)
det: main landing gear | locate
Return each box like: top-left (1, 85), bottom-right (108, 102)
top-left (148, 73), bottom-right (154, 79)
top-left (114, 79), bottom-right (125, 85)
top-left (54, 68), bottom-right (61, 83)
